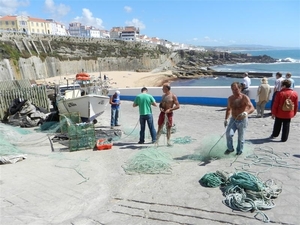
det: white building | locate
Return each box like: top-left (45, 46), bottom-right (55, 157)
top-left (86, 27), bottom-right (101, 38)
top-left (46, 19), bottom-right (68, 36)
top-left (120, 26), bottom-right (139, 41)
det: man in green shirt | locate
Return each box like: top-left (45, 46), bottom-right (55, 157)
top-left (133, 87), bottom-right (157, 144)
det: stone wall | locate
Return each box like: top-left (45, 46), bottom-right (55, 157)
top-left (0, 55), bottom-right (171, 81)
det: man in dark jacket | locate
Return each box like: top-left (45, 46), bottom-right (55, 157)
top-left (270, 79), bottom-right (298, 142)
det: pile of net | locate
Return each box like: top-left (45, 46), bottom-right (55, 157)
top-left (122, 148), bottom-right (173, 174)
top-left (172, 136), bottom-right (195, 144)
top-left (199, 171), bottom-right (282, 222)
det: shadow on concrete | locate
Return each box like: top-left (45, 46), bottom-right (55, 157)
top-left (247, 138), bottom-right (280, 144)
top-left (174, 154), bottom-right (212, 166)
top-left (114, 142), bottom-right (149, 150)
top-left (215, 108), bottom-right (226, 112)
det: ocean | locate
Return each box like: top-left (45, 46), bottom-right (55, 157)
top-left (171, 49), bottom-right (300, 87)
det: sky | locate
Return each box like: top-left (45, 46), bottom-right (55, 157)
top-left (0, 0), bottom-right (299, 48)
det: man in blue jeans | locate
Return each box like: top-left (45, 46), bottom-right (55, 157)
top-left (224, 82), bottom-right (255, 155)
top-left (133, 87), bottom-right (157, 144)
top-left (110, 90), bottom-right (121, 128)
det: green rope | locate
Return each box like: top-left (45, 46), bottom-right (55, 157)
top-left (201, 170), bottom-right (282, 223)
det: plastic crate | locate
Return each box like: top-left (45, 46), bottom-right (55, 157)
top-left (96, 139), bottom-right (113, 150)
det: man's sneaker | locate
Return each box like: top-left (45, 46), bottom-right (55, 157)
top-left (138, 141), bottom-right (144, 144)
top-left (224, 149), bottom-right (234, 155)
top-left (167, 141), bottom-right (173, 147)
top-left (236, 151), bottom-right (243, 156)
top-left (269, 135), bottom-right (275, 139)
top-left (115, 124), bottom-right (121, 126)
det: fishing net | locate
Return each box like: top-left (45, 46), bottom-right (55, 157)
top-left (187, 134), bottom-right (254, 162)
top-left (199, 170), bottom-right (229, 188)
top-left (172, 136), bottom-right (195, 144)
top-left (38, 121), bottom-right (61, 133)
top-left (0, 123), bottom-right (28, 156)
top-left (122, 147), bottom-right (173, 174)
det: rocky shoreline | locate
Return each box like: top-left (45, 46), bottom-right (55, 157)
top-left (169, 49), bottom-right (276, 79)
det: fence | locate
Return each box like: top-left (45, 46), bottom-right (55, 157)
top-left (0, 80), bottom-right (50, 121)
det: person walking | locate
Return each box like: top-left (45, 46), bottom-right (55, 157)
top-left (224, 82), bottom-right (255, 155)
top-left (256, 77), bottom-right (271, 118)
top-left (285, 72), bottom-right (295, 89)
top-left (133, 87), bottom-right (157, 144)
top-left (156, 83), bottom-right (180, 146)
top-left (110, 90), bottom-right (121, 128)
top-left (270, 72), bottom-right (285, 109)
top-left (242, 72), bottom-right (251, 96)
top-left (270, 79), bottom-right (298, 142)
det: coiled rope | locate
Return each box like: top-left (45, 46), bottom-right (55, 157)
top-left (200, 170), bottom-right (282, 223)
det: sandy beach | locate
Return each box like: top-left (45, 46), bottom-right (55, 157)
top-left (36, 70), bottom-right (176, 88)
top-left (1, 99), bottom-right (300, 224)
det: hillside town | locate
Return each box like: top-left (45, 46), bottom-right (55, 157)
top-left (0, 15), bottom-right (205, 51)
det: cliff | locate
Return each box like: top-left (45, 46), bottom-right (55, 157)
top-left (0, 32), bottom-right (277, 81)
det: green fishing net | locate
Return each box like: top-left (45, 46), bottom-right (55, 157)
top-left (187, 135), bottom-right (253, 162)
top-left (0, 124), bottom-right (28, 155)
top-left (122, 148), bottom-right (173, 174)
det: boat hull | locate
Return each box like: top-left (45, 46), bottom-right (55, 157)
top-left (57, 94), bottom-right (110, 122)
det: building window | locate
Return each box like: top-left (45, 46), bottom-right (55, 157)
top-left (32, 29), bottom-right (35, 32)
top-left (5, 21), bottom-right (8, 25)
top-left (12, 21), bottom-right (15, 25)
top-left (36, 22), bottom-right (39, 26)
top-left (37, 29), bottom-right (39, 33)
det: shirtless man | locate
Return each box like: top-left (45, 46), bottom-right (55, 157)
top-left (224, 82), bottom-right (255, 155)
top-left (156, 83), bottom-right (180, 146)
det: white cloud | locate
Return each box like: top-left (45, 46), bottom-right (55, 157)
top-left (44, 0), bottom-right (70, 18)
top-left (125, 18), bottom-right (145, 30)
top-left (124, 6), bottom-right (132, 13)
top-left (73, 8), bottom-right (104, 29)
top-left (0, 0), bottom-right (29, 15)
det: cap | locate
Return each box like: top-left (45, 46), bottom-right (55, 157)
top-left (244, 72), bottom-right (248, 76)
top-left (115, 90), bottom-right (120, 95)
